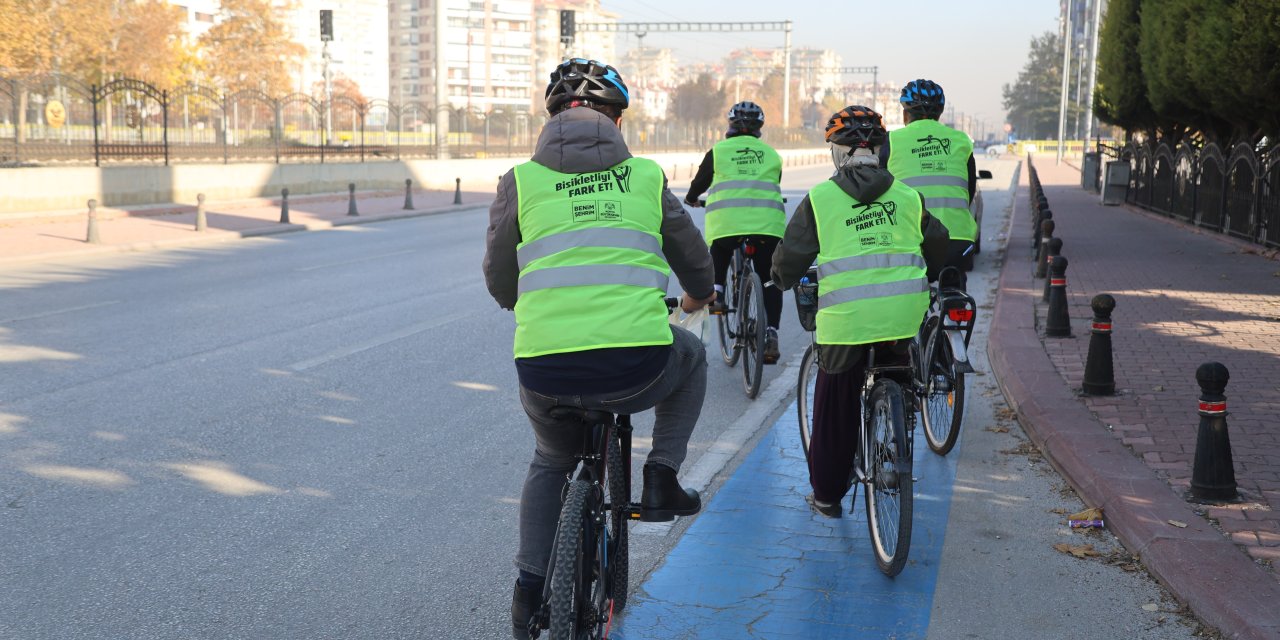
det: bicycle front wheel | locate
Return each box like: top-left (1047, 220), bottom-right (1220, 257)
top-left (547, 480), bottom-right (600, 640)
top-left (864, 379), bottom-right (913, 577)
top-left (717, 261), bottom-right (742, 367)
top-left (920, 325), bottom-right (965, 456)
top-left (740, 270), bottom-right (767, 399)
top-left (796, 343), bottom-right (818, 461)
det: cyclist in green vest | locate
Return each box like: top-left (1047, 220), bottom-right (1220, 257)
top-left (684, 101), bottom-right (787, 364)
top-left (881, 79), bottom-right (977, 289)
top-left (483, 59), bottom-right (715, 640)
top-left (771, 106), bottom-right (949, 517)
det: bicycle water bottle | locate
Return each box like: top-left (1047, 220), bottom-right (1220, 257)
top-left (797, 277), bottom-right (816, 307)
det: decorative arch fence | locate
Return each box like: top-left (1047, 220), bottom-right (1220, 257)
top-left (1100, 139), bottom-right (1280, 249)
top-left (0, 74), bottom-right (549, 167)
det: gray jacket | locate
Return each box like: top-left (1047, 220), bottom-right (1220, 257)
top-left (483, 107), bottom-right (714, 309)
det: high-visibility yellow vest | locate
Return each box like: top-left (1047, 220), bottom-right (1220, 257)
top-left (512, 158), bottom-right (673, 358)
top-left (887, 119), bottom-right (976, 242)
top-left (704, 136), bottom-right (785, 242)
top-left (809, 178), bottom-right (929, 345)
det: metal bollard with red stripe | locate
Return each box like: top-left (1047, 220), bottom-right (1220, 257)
top-left (1042, 237), bottom-right (1063, 302)
top-left (1190, 362), bottom-right (1238, 502)
top-left (1082, 294), bottom-right (1116, 395)
top-left (1045, 256), bottom-right (1071, 337)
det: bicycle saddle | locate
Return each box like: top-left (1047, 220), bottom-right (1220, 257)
top-left (549, 406), bottom-right (616, 426)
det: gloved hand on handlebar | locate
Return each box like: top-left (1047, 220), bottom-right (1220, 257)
top-left (680, 291), bottom-right (716, 313)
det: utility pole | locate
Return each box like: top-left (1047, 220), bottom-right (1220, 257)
top-left (1082, 0), bottom-right (1103, 147)
top-left (782, 20), bottom-right (792, 130)
top-left (1056, 1), bottom-right (1073, 164)
top-left (435, 0), bottom-right (448, 159)
top-left (320, 9), bottom-right (333, 145)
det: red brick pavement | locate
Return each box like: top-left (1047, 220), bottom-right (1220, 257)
top-left (1031, 160), bottom-right (1280, 573)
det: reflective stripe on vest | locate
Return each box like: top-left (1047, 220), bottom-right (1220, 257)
top-left (704, 136), bottom-right (785, 242)
top-left (887, 119), bottom-right (976, 241)
top-left (808, 178), bottom-right (930, 345)
top-left (517, 264), bottom-right (669, 296)
top-left (517, 226), bottom-right (662, 270)
top-left (512, 158), bottom-right (673, 358)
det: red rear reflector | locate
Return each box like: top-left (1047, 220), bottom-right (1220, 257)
top-left (744, 244), bottom-right (756, 256)
top-left (947, 309), bottom-right (974, 322)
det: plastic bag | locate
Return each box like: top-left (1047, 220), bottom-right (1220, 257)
top-left (669, 305), bottom-right (711, 343)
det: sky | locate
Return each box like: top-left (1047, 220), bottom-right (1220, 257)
top-left (597, 0), bottom-right (1065, 130)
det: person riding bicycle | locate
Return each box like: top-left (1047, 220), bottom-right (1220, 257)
top-left (684, 100), bottom-right (786, 364)
top-left (482, 58), bottom-right (715, 639)
top-left (771, 106), bottom-right (949, 517)
top-left (880, 79), bottom-right (977, 289)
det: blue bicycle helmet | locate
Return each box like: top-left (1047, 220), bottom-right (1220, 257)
top-left (900, 79), bottom-right (945, 119)
top-left (545, 58), bottom-right (630, 115)
top-left (727, 101), bottom-right (765, 131)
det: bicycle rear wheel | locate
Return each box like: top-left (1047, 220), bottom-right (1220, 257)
top-left (717, 255), bottom-right (742, 367)
top-left (547, 480), bottom-right (601, 640)
top-left (740, 270), bottom-right (766, 399)
top-left (920, 324), bottom-right (965, 456)
top-left (796, 343), bottom-right (818, 462)
top-left (606, 437), bottom-right (629, 613)
top-left (864, 379), bottom-right (913, 577)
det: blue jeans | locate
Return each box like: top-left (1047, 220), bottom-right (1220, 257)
top-left (514, 325), bottom-right (707, 577)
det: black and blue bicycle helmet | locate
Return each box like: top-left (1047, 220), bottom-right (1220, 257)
top-left (545, 58), bottom-right (630, 115)
top-left (899, 79), bottom-right (945, 119)
top-left (727, 101), bottom-right (765, 131)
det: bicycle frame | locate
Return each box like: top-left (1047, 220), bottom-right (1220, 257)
top-left (854, 345), bottom-right (917, 490)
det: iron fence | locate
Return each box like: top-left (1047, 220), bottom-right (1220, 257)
top-left (1097, 139), bottom-right (1280, 249)
top-left (1, 73), bottom-right (826, 167)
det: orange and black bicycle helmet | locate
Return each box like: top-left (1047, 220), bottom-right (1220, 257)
top-left (824, 106), bottom-right (886, 149)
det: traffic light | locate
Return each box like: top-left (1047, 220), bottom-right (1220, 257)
top-left (559, 9), bottom-right (575, 42)
top-left (319, 9), bottom-right (333, 42)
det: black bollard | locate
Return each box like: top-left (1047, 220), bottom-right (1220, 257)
top-left (1033, 209), bottom-right (1052, 251)
top-left (453, 177), bottom-right (462, 205)
top-left (86, 199), bottom-right (101, 244)
top-left (1044, 256), bottom-right (1072, 337)
top-left (403, 178), bottom-right (414, 210)
top-left (1035, 219), bottom-right (1056, 277)
top-left (280, 188), bottom-right (290, 224)
top-left (1082, 295), bottom-right (1116, 395)
top-left (1043, 237), bottom-right (1063, 302)
top-left (195, 193), bottom-right (207, 232)
top-left (347, 183), bottom-right (358, 216)
top-left (1190, 362), bottom-right (1238, 502)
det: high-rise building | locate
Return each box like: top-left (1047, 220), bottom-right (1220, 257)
top-left (292, 0), bottom-right (390, 101)
top-left (168, 0), bottom-right (222, 43)
top-left (616, 47), bottom-right (676, 120)
top-left (532, 0), bottom-right (617, 103)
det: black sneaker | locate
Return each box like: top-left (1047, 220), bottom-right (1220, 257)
top-left (806, 493), bottom-right (842, 518)
top-left (511, 579), bottom-right (540, 640)
top-left (763, 328), bottom-right (780, 364)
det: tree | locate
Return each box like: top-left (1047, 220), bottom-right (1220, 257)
top-left (1002, 31), bottom-right (1081, 139)
top-left (1138, 0), bottom-right (1230, 143)
top-left (110, 0), bottom-right (194, 89)
top-left (1094, 0), bottom-right (1157, 136)
top-left (668, 73), bottom-right (727, 123)
top-left (200, 0), bottom-right (305, 94)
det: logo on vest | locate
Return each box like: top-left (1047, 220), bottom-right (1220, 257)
top-left (845, 201), bottom-right (898, 231)
top-left (732, 147), bottom-right (765, 166)
top-left (556, 166), bottom-right (632, 197)
top-left (911, 135), bottom-right (952, 157)
top-left (572, 200), bottom-right (622, 222)
top-left (859, 233), bottom-right (894, 248)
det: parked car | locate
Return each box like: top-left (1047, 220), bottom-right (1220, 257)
top-left (965, 169), bottom-right (994, 270)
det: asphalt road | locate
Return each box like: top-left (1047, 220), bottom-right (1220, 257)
top-left (0, 158), bottom-right (1206, 639)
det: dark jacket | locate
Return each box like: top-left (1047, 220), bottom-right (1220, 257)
top-left (770, 159), bottom-right (950, 373)
top-left (684, 131), bottom-right (780, 205)
top-left (482, 107), bottom-right (715, 394)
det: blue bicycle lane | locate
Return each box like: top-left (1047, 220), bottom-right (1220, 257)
top-left (613, 401), bottom-right (960, 640)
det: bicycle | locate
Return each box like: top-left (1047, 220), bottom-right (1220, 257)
top-left (917, 266), bottom-right (976, 456)
top-left (712, 236), bottom-right (769, 399)
top-left (525, 298), bottom-right (680, 640)
top-left (793, 272), bottom-right (916, 577)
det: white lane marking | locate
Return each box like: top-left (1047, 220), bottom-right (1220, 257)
top-left (0, 300), bottom-right (121, 325)
top-left (286, 310), bottom-right (474, 371)
top-left (294, 249), bottom-right (416, 272)
top-left (633, 347), bottom-right (807, 537)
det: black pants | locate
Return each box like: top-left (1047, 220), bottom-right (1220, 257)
top-left (710, 235), bottom-right (782, 329)
top-left (942, 239), bottom-right (975, 290)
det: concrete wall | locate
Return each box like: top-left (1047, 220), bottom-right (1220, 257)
top-left (0, 149), bottom-right (827, 214)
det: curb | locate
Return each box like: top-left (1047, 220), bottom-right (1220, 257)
top-left (0, 202), bottom-right (491, 267)
top-left (986, 164), bottom-right (1280, 640)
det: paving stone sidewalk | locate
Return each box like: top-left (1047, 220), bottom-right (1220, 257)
top-left (0, 188), bottom-right (494, 264)
top-left (1031, 160), bottom-right (1280, 573)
